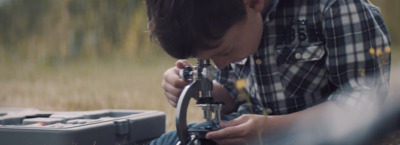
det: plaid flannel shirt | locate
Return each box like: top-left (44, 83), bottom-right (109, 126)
top-left (215, 0), bottom-right (391, 115)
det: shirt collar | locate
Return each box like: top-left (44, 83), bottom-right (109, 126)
top-left (264, 0), bottom-right (279, 23)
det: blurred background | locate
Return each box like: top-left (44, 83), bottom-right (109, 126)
top-left (0, 0), bottom-right (399, 137)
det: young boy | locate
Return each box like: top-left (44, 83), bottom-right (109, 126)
top-left (146, 0), bottom-right (391, 144)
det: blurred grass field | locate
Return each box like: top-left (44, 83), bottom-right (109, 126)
top-left (0, 55), bottom-right (206, 132)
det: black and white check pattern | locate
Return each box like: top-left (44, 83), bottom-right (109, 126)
top-left (216, 0), bottom-right (391, 115)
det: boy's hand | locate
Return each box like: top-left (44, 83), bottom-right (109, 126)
top-left (161, 60), bottom-right (191, 107)
top-left (206, 114), bottom-right (269, 145)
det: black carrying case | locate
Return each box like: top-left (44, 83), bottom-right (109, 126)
top-left (0, 108), bottom-right (165, 145)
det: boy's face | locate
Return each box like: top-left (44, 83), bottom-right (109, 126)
top-left (195, 4), bottom-right (264, 69)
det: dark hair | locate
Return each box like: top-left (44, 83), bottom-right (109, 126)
top-left (146, 0), bottom-right (247, 59)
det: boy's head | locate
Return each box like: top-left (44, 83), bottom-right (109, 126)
top-left (146, 0), bottom-right (266, 68)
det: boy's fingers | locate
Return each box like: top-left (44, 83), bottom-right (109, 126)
top-left (206, 125), bottom-right (242, 139)
top-left (172, 79), bottom-right (188, 88)
top-left (220, 116), bottom-right (246, 128)
top-left (164, 89), bottom-right (179, 102)
top-left (207, 116), bottom-right (250, 139)
top-left (164, 69), bottom-right (188, 88)
top-left (175, 59), bottom-right (191, 69)
top-left (167, 98), bottom-right (177, 107)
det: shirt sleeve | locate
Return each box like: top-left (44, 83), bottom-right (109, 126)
top-left (322, 0), bottom-right (391, 110)
top-left (215, 65), bottom-right (240, 104)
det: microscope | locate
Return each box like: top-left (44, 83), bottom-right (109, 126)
top-left (176, 59), bottom-right (223, 145)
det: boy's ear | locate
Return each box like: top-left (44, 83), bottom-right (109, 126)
top-left (242, 0), bottom-right (264, 13)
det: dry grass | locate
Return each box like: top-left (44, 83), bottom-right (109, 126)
top-left (0, 56), bottom-right (204, 132)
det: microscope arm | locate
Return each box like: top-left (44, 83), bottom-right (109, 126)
top-left (176, 81), bottom-right (200, 145)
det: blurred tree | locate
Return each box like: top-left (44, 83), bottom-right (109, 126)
top-left (0, 0), bottom-right (154, 64)
top-left (0, 0), bottom-right (50, 51)
top-left (0, 0), bottom-right (398, 64)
